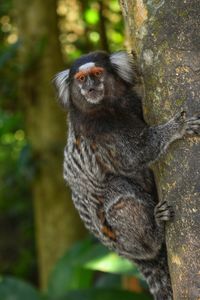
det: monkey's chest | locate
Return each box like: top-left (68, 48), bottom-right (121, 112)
top-left (63, 140), bottom-right (119, 247)
top-left (63, 137), bottom-right (157, 259)
top-left (63, 138), bottom-right (106, 195)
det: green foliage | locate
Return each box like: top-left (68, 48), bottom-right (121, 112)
top-left (0, 0), bottom-right (37, 282)
top-left (0, 276), bottom-right (151, 300)
top-left (0, 110), bottom-right (36, 280)
top-left (0, 239), bottom-right (152, 300)
top-left (0, 0), bottom-right (125, 283)
top-left (0, 277), bottom-right (42, 300)
top-left (48, 238), bottom-right (141, 297)
top-left (47, 238), bottom-right (150, 299)
top-left (49, 238), bottom-right (140, 276)
top-left (58, 0), bottom-right (124, 63)
top-left (84, 8), bottom-right (99, 25)
top-left (56, 289), bottom-right (152, 300)
top-left (0, 1), bottom-right (153, 300)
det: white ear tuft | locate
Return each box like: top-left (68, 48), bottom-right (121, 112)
top-left (110, 51), bottom-right (135, 84)
top-left (53, 70), bottom-right (70, 107)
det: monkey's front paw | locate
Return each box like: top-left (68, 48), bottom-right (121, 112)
top-left (154, 200), bottom-right (174, 225)
top-left (173, 111), bottom-right (200, 137)
top-left (185, 115), bottom-right (200, 135)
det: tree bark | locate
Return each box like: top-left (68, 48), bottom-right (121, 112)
top-left (120, 0), bottom-right (200, 299)
top-left (14, 0), bottom-right (86, 289)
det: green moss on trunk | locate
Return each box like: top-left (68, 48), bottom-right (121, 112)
top-left (120, 0), bottom-right (200, 298)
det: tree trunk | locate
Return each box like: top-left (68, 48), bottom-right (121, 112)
top-left (120, 0), bottom-right (200, 299)
top-left (14, 0), bottom-right (86, 289)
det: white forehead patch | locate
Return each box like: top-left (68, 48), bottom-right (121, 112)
top-left (79, 62), bottom-right (95, 71)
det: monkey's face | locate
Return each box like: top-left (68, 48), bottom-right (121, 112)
top-left (73, 62), bottom-right (105, 105)
top-left (54, 51), bottom-right (137, 111)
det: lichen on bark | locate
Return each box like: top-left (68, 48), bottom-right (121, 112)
top-left (120, 0), bottom-right (200, 298)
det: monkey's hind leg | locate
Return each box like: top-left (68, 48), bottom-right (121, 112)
top-left (135, 245), bottom-right (173, 300)
top-left (104, 177), bottom-right (173, 299)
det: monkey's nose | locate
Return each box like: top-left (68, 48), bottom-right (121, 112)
top-left (87, 88), bottom-right (96, 96)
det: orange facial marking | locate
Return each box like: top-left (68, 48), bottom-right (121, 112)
top-left (74, 70), bottom-right (86, 81)
top-left (90, 66), bottom-right (104, 77)
top-left (74, 67), bottom-right (104, 80)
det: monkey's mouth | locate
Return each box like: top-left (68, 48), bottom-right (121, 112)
top-left (84, 89), bottom-right (104, 104)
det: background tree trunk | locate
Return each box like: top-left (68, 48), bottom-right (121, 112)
top-left (120, 0), bottom-right (200, 298)
top-left (14, 0), bottom-right (86, 290)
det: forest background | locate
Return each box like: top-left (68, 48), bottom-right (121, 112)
top-left (0, 0), bottom-right (152, 299)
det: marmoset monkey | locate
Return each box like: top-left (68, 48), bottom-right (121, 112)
top-left (54, 51), bottom-right (200, 299)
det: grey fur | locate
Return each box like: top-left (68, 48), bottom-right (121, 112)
top-left (54, 69), bottom-right (70, 106)
top-left (110, 51), bottom-right (136, 84)
top-left (54, 51), bottom-right (200, 299)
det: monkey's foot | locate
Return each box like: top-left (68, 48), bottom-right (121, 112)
top-left (172, 111), bottom-right (200, 137)
top-left (185, 115), bottom-right (200, 135)
top-left (154, 200), bottom-right (174, 225)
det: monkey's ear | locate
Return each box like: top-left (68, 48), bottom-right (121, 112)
top-left (109, 51), bottom-right (136, 84)
top-left (53, 70), bottom-right (70, 108)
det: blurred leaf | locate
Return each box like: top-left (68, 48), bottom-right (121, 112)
top-left (48, 238), bottom-right (142, 297)
top-left (48, 266), bottom-right (93, 297)
top-left (84, 9), bottom-right (99, 25)
top-left (47, 239), bottom-right (94, 296)
top-left (84, 252), bottom-right (140, 276)
top-left (55, 288), bottom-right (152, 300)
top-left (108, 0), bottom-right (121, 12)
top-left (0, 277), bottom-right (41, 300)
top-left (0, 2), bottom-right (12, 14)
top-left (109, 30), bottom-right (123, 43)
top-left (0, 41), bottom-right (20, 68)
top-left (94, 273), bottom-right (121, 288)
top-left (68, 49), bottom-right (82, 61)
top-left (89, 32), bottom-right (100, 43)
top-left (0, 111), bottom-right (22, 135)
top-left (52, 238), bottom-right (141, 275)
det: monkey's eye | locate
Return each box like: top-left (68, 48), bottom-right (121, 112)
top-left (91, 67), bottom-right (104, 78)
top-left (74, 72), bottom-right (86, 82)
top-left (78, 75), bottom-right (85, 82)
top-left (94, 70), bottom-right (102, 77)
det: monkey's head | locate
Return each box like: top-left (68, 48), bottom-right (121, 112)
top-left (54, 51), bottom-right (138, 113)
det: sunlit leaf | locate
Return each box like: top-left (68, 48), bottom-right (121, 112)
top-left (109, 31), bottom-right (123, 43)
top-left (109, 0), bottom-right (121, 12)
top-left (89, 32), bottom-right (100, 43)
top-left (67, 49), bottom-right (82, 61)
top-left (84, 9), bottom-right (99, 25)
top-left (84, 252), bottom-right (140, 277)
top-left (67, 239), bottom-right (140, 276)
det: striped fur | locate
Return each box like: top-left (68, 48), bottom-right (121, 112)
top-left (63, 110), bottom-right (174, 298)
top-left (55, 51), bottom-right (200, 299)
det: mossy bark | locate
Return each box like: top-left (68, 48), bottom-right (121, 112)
top-left (120, 0), bottom-right (200, 298)
top-left (14, 0), bottom-right (86, 289)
